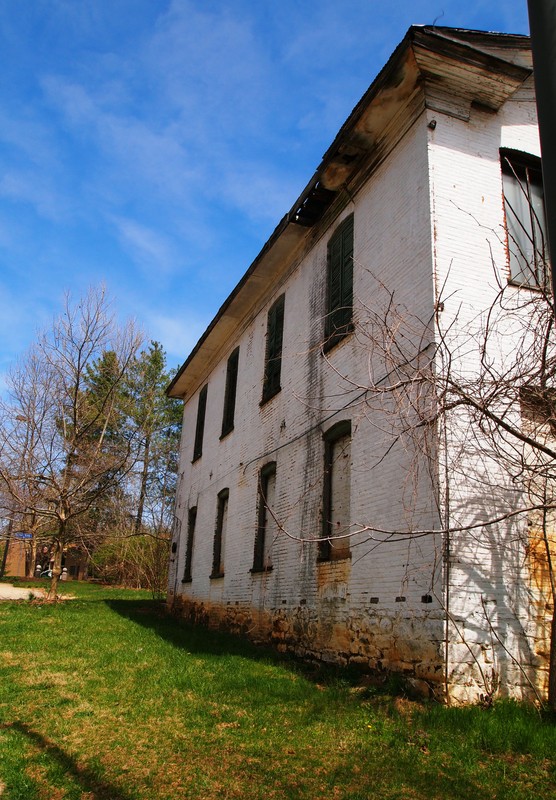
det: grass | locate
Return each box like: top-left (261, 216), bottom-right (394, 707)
top-left (0, 580), bottom-right (555, 799)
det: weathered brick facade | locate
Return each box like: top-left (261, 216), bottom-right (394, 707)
top-left (168, 27), bottom-right (550, 703)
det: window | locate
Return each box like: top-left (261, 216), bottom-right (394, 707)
top-left (252, 462), bottom-right (277, 572)
top-left (192, 385), bottom-right (208, 462)
top-left (520, 387), bottom-right (556, 436)
top-left (211, 489), bottom-right (228, 579)
top-left (221, 347), bottom-right (239, 438)
top-left (262, 295), bottom-right (285, 403)
top-left (320, 421), bottom-right (352, 561)
top-left (324, 214), bottom-right (354, 350)
top-left (501, 150), bottom-right (548, 288)
top-left (182, 506), bottom-right (197, 583)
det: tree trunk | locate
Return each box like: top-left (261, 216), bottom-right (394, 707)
top-left (47, 539), bottom-right (63, 601)
top-left (0, 518), bottom-right (12, 579)
top-left (26, 516), bottom-right (38, 578)
top-left (135, 434), bottom-right (151, 534)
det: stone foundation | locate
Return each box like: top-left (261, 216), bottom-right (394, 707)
top-left (168, 593), bottom-right (446, 699)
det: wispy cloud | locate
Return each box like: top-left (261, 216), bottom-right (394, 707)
top-left (0, 170), bottom-right (70, 222)
top-left (0, 0), bottom-right (530, 382)
top-left (110, 215), bottom-right (178, 276)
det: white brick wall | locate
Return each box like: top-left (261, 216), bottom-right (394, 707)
top-left (429, 77), bottom-right (548, 702)
top-left (169, 74), bottom-right (548, 703)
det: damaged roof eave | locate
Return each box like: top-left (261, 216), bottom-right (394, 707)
top-left (167, 25), bottom-right (531, 401)
top-left (167, 215), bottom-right (308, 398)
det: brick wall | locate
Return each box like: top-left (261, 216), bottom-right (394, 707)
top-left (169, 114), bottom-right (447, 697)
top-left (169, 77), bottom-right (549, 703)
top-left (429, 77), bottom-right (548, 702)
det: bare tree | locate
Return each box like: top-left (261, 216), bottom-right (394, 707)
top-left (0, 287), bottom-right (142, 599)
top-left (253, 257), bottom-right (556, 705)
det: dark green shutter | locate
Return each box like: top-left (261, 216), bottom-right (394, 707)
top-left (252, 463), bottom-right (276, 571)
top-left (262, 295), bottom-right (285, 402)
top-left (221, 347), bottom-right (239, 437)
top-left (319, 420), bottom-right (351, 561)
top-left (192, 385), bottom-right (207, 461)
top-left (325, 214), bottom-right (354, 343)
top-left (211, 489), bottom-right (228, 578)
top-left (183, 506), bottom-right (196, 582)
top-left (339, 217), bottom-right (354, 327)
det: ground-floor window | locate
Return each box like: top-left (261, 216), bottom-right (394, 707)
top-left (252, 462), bottom-right (277, 572)
top-left (320, 420), bottom-right (352, 561)
top-left (211, 489), bottom-right (229, 578)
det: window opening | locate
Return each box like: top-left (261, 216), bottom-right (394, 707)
top-left (192, 385), bottom-right (207, 462)
top-left (262, 296), bottom-right (285, 403)
top-left (182, 506), bottom-right (197, 583)
top-left (252, 462), bottom-right (277, 572)
top-left (502, 150), bottom-right (548, 288)
top-left (211, 489), bottom-right (229, 578)
top-left (324, 215), bottom-right (354, 350)
top-left (221, 348), bottom-right (239, 437)
top-left (320, 421), bottom-right (352, 561)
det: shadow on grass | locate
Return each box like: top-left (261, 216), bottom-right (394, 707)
top-left (105, 598), bottom-right (308, 671)
top-left (104, 598), bottom-right (379, 693)
top-left (101, 599), bottom-right (545, 800)
top-left (2, 721), bottom-right (134, 800)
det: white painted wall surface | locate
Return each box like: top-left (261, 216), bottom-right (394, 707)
top-left (429, 76), bottom-right (548, 701)
top-left (169, 74), bottom-right (549, 702)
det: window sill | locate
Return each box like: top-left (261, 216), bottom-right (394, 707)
top-left (260, 386), bottom-right (281, 407)
top-left (219, 426), bottom-right (234, 441)
top-left (508, 277), bottom-right (548, 292)
top-left (181, 577), bottom-right (192, 584)
top-left (322, 323), bottom-right (354, 354)
top-left (250, 565), bottom-right (273, 574)
top-left (317, 553), bottom-right (352, 564)
top-left (191, 454), bottom-right (202, 464)
top-left (210, 571), bottom-right (225, 580)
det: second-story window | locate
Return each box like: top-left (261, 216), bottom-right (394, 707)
top-left (262, 295), bottom-right (285, 404)
top-left (324, 214), bottom-right (354, 351)
top-left (192, 385), bottom-right (208, 462)
top-left (221, 347), bottom-right (239, 438)
top-left (501, 149), bottom-right (548, 289)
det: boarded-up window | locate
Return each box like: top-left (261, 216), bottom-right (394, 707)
top-left (520, 387), bottom-right (556, 434)
top-left (502, 150), bottom-right (548, 288)
top-left (262, 296), bottom-right (285, 403)
top-left (182, 506), bottom-right (197, 583)
top-left (320, 421), bottom-right (351, 561)
top-left (211, 489), bottom-right (228, 578)
top-left (324, 215), bottom-right (354, 350)
top-left (221, 348), bottom-right (239, 438)
top-left (252, 462), bottom-right (277, 572)
top-left (192, 385), bottom-right (207, 462)
top-left (519, 387), bottom-right (556, 599)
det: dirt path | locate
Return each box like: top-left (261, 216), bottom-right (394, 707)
top-left (0, 583), bottom-right (46, 600)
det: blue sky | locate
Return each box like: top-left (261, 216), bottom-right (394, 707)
top-left (0, 1), bottom-right (530, 383)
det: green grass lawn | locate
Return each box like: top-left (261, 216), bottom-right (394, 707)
top-left (0, 580), bottom-right (555, 799)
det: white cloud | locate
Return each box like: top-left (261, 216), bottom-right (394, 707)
top-left (0, 0), bottom-right (531, 391)
top-left (147, 0), bottom-right (269, 127)
top-left (0, 110), bottom-right (59, 167)
top-left (110, 215), bottom-right (177, 275)
top-left (0, 170), bottom-right (70, 222)
top-left (219, 164), bottom-right (302, 224)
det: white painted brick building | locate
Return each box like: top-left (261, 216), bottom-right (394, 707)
top-left (167, 27), bottom-right (552, 703)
